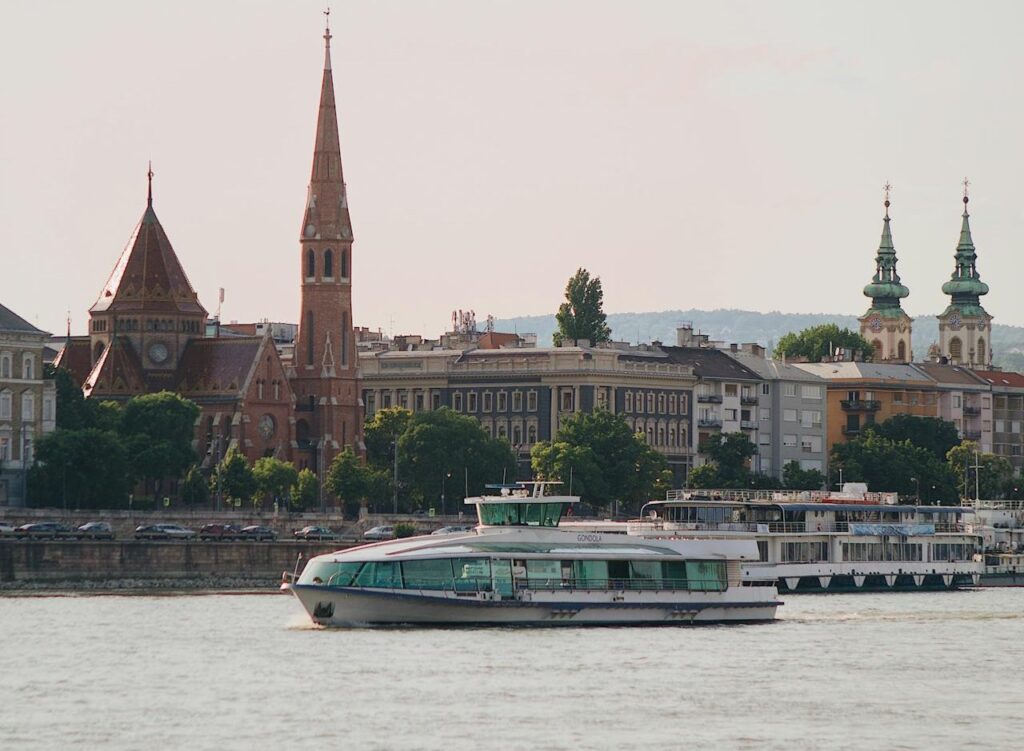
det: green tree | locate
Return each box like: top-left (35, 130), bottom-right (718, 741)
top-left (29, 428), bottom-right (130, 509)
top-left (120, 392), bottom-right (199, 496)
top-left (782, 460), bottom-right (826, 491)
top-left (363, 407), bottom-right (413, 471)
top-left (399, 408), bottom-right (515, 512)
top-left (773, 323), bottom-right (874, 363)
top-left (831, 431), bottom-right (957, 504)
top-left (291, 468), bottom-right (319, 510)
top-left (865, 414), bottom-right (960, 462)
top-left (531, 410), bottom-right (668, 512)
top-left (685, 463), bottom-right (720, 489)
top-left (253, 457), bottom-right (299, 509)
top-left (946, 441), bottom-right (1014, 501)
top-left (699, 432), bottom-right (757, 488)
top-left (552, 267), bottom-right (612, 347)
top-left (180, 465), bottom-right (211, 506)
top-left (325, 447), bottom-right (382, 517)
top-left (216, 447), bottom-right (256, 505)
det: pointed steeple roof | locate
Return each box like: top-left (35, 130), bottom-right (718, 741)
top-left (301, 13), bottom-right (353, 243)
top-left (941, 188), bottom-right (989, 312)
top-left (863, 189), bottom-right (909, 311)
top-left (90, 168), bottom-right (207, 317)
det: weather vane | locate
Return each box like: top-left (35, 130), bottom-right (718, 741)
top-left (962, 176), bottom-right (970, 202)
top-left (882, 181), bottom-right (891, 217)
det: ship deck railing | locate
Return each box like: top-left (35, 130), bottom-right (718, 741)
top-left (323, 574), bottom-right (738, 593)
top-left (632, 521), bottom-right (971, 535)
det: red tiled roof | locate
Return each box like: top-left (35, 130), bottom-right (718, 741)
top-left (84, 337), bottom-right (147, 399)
top-left (973, 369), bottom-right (1024, 388)
top-left (175, 337), bottom-right (263, 397)
top-left (90, 203), bottom-right (207, 317)
top-left (53, 337), bottom-right (93, 386)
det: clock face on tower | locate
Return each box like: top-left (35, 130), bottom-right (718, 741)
top-left (148, 342), bottom-right (169, 364)
top-left (868, 316), bottom-right (883, 332)
top-left (949, 313), bottom-right (962, 331)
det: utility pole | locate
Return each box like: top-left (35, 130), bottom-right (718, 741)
top-left (970, 451), bottom-right (983, 501)
top-left (215, 436), bottom-right (223, 512)
top-left (392, 434), bottom-right (399, 514)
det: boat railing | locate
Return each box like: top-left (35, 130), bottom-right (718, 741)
top-left (320, 574), bottom-right (730, 593)
top-left (632, 520), bottom-right (971, 535)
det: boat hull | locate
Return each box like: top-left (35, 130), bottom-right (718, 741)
top-left (287, 584), bottom-right (779, 626)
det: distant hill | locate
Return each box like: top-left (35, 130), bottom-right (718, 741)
top-left (494, 309), bottom-right (1024, 371)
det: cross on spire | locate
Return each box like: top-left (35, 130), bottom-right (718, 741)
top-left (324, 6), bottom-right (332, 43)
top-left (147, 161), bottom-right (154, 207)
top-left (883, 181), bottom-right (892, 217)
top-left (963, 176), bottom-right (970, 206)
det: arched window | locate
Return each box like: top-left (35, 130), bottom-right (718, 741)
top-left (977, 337), bottom-right (986, 364)
top-left (527, 425), bottom-right (537, 444)
top-left (305, 310), bottom-right (315, 365)
top-left (306, 248), bottom-right (315, 278)
top-left (0, 390), bottom-right (11, 420)
top-left (872, 339), bottom-right (883, 358)
top-left (341, 248), bottom-right (349, 278)
top-left (22, 355), bottom-right (34, 380)
top-left (897, 340), bottom-right (907, 362)
top-left (949, 336), bottom-right (962, 361)
top-left (22, 393), bottom-right (34, 421)
top-left (0, 352), bottom-right (11, 379)
top-left (324, 249), bottom-right (333, 278)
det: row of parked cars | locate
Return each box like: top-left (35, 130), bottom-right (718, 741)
top-left (0, 521), bottom-right (280, 541)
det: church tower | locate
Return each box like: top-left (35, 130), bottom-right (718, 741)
top-left (291, 14), bottom-right (363, 471)
top-left (937, 183), bottom-right (993, 367)
top-left (859, 187), bottom-right (912, 362)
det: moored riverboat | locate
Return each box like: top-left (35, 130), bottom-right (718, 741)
top-left (283, 483), bottom-right (780, 626)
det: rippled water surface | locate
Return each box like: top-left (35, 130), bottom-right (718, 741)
top-left (1, 589), bottom-right (1022, 750)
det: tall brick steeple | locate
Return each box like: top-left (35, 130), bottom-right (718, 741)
top-left (292, 12), bottom-right (363, 473)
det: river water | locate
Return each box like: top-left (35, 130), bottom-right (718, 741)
top-left (1, 588), bottom-right (1021, 750)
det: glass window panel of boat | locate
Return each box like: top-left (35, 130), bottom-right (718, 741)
top-left (573, 560), bottom-right (609, 588)
top-left (629, 561), bottom-right (662, 588)
top-left (299, 559), bottom-right (362, 585)
top-left (492, 558), bottom-right (514, 597)
top-left (662, 560), bottom-right (688, 588)
top-left (525, 559), bottom-right (561, 588)
top-left (685, 561), bottom-right (727, 591)
top-left (402, 559), bottom-right (454, 590)
top-left (523, 503), bottom-right (545, 526)
top-left (479, 503), bottom-right (515, 525)
top-left (453, 558), bottom-right (491, 592)
top-left (354, 561), bottom-right (403, 588)
top-left (540, 503), bottom-right (564, 527)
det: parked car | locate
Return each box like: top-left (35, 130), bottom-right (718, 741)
top-left (134, 524), bottom-right (197, 540)
top-left (430, 525), bottom-right (473, 536)
top-left (15, 522), bottom-right (74, 540)
top-left (293, 526), bottom-right (341, 541)
top-left (199, 523), bottom-right (242, 540)
top-left (0, 522), bottom-right (15, 537)
top-left (363, 525), bottom-right (396, 541)
top-left (76, 521), bottom-right (115, 540)
top-left (238, 525), bottom-right (278, 541)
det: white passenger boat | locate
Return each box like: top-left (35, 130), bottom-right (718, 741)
top-left (283, 483), bottom-right (780, 626)
top-left (628, 486), bottom-right (984, 593)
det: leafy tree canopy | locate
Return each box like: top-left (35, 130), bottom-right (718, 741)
top-left (699, 432), bottom-right (757, 488)
top-left (120, 392), bottom-right (199, 490)
top-left (180, 465), bottom-right (210, 506)
top-left (29, 428), bottom-right (130, 509)
top-left (774, 323), bottom-right (874, 363)
top-left (946, 441), bottom-right (1014, 501)
top-left (216, 447), bottom-right (256, 504)
top-left (291, 468), bottom-right (319, 510)
top-left (531, 410), bottom-right (670, 512)
top-left (552, 267), bottom-right (612, 347)
top-left (831, 431), bottom-right (957, 504)
top-left (865, 414), bottom-right (960, 462)
top-left (253, 457), bottom-right (298, 507)
top-left (782, 461), bottom-right (826, 491)
top-left (364, 407), bottom-right (413, 472)
top-left (325, 447), bottom-right (391, 517)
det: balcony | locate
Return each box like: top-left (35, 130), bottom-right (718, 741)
top-left (698, 418), bottom-right (723, 428)
top-left (842, 425), bottom-right (861, 436)
top-left (963, 405), bottom-right (981, 416)
top-left (841, 399), bottom-right (881, 412)
top-left (741, 396), bottom-right (759, 406)
top-left (740, 420), bottom-right (757, 430)
top-left (964, 429), bottom-right (982, 440)
top-left (697, 394), bottom-right (723, 404)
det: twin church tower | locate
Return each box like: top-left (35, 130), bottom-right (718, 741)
top-left (858, 184), bottom-right (993, 368)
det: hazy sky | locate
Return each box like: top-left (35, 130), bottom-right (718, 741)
top-left (3, 1), bottom-right (1023, 339)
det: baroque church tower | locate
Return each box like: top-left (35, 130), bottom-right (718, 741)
top-left (290, 16), bottom-right (363, 469)
top-left (937, 184), bottom-right (993, 367)
top-left (859, 188), bottom-right (912, 362)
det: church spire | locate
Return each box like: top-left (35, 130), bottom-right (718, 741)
top-left (301, 8), bottom-right (352, 243)
top-left (941, 179), bottom-right (989, 310)
top-left (862, 184), bottom-right (909, 310)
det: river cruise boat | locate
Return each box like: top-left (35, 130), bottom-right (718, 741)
top-left (626, 485), bottom-right (983, 593)
top-left (283, 483), bottom-right (780, 626)
top-left (965, 499), bottom-right (1024, 586)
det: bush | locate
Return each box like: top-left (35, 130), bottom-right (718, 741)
top-left (394, 523), bottom-right (417, 539)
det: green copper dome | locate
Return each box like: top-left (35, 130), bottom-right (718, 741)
top-left (940, 197), bottom-right (989, 306)
top-left (863, 200), bottom-right (909, 310)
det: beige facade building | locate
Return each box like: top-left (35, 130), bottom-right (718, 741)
top-left (0, 304), bottom-right (56, 505)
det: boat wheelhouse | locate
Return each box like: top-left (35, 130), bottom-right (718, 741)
top-left (283, 483), bottom-right (780, 626)
top-left (631, 487), bottom-right (983, 592)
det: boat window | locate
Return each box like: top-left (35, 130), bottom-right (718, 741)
top-left (525, 559), bottom-right (561, 588)
top-left (453, 558), bottom-right (491, 592)
top-left (629, 561), bottom-right (663, 589)
top-left (573, 560), bottom-right (608, 587)
top-left (298, 560), bottom-right (363, 586)
top-left (685, 561), bottom-right (727, 591)
top-left (353, 561), bottom-right (402, 588)
top-left (663, 560), bottom-right (688, 587)
top-left (477, 502), bottom-right (566, 527)
top-left (491, 558), bottom-right (513, 597)
top-left (401, 559), bottom-right (453, 590)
